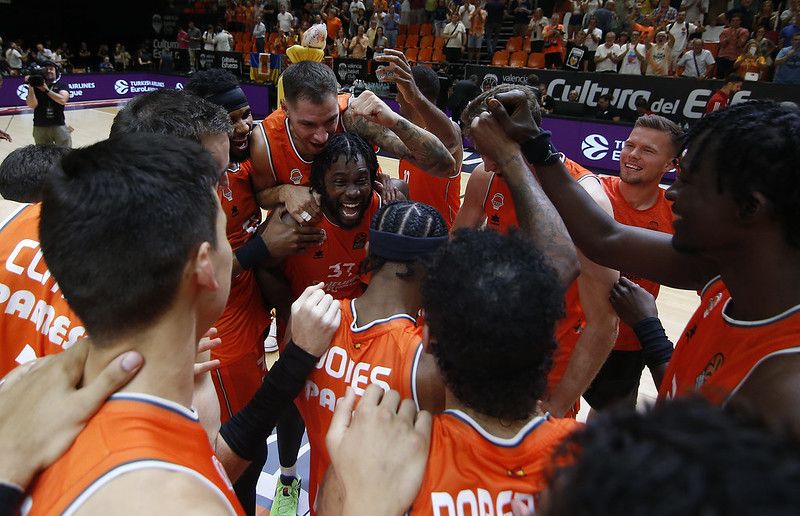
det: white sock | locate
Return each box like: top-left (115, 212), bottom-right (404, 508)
top-left (281, 464), bottom-right (297, 480)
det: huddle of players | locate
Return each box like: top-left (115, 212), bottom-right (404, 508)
top-left (0, 43), bottom-right (799, 514)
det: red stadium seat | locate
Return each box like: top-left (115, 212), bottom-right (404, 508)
top-left (509, 50), bottom-right (529, 68)
top-left (506, 36), bottom-right (523, 53)
top-left (527, 52), bottom-right (545, 68)
top-left (405, 47), bottom-right (419, 61)
top-left (491, 50), bottom-right (510, 66)
top-left (418, 47), bottom-right (433, 61)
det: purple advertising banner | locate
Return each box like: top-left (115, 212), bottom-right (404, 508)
top-left (0, 73), bottom-right (270, 119)
top-left (542, 116), bottom-right (633, 175)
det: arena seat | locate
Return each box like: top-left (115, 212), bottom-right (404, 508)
top-left (506, 36), bottom-right (523, 53)
top-left (397, 34), bottom-right (407, 48)
top-left (492, 50), bottom-right (510, 66)
top-left (405, 34), bottom-right (419, 48)
top-left (418, 47), bottom-right (433, 61)
top-left (527, 52), bottom-right (545, 68)
top-left (432, 48), bottom-right (446, 62)
top-left (405, 47), bottom-right (419, 61)
top-left (420, 24), bottom-right (433, 36)
top-left (420, 35), bottom-right (434, 49)
top-left (433, 36), bottom-right (445, 50)
top-left (509, 50), bottom-right (529, 68)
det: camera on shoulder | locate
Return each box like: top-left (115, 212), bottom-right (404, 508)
top-left (26, 68), bottom-right (46, 87)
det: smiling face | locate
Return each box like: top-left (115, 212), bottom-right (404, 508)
top-left (228, 105), bottom-right (254, 161)
top-left (321, 154), bottom-right (373, 227)
top-left (619, 127), bottom-right (675, 187)
top-left (283, 95), bottom-right (340, 159)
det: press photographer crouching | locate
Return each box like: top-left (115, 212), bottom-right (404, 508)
top-left (25, 60), bottom-right (71, 147)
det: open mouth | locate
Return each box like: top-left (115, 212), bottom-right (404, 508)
top-left (232, 137), bottom-right (248, 151)
top-left (339, 200), bottom-right (364, 222)
top-left (623, 162), bottom-right (643, 172)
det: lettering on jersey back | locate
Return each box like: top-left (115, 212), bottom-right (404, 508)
top-left (431, 489), bottom-right (535, 516)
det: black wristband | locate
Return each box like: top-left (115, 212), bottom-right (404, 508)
top-left (633, 317), bottom-right (674, 369)
top-left (519, 130), bottom-right (560, 166)
top-left (234, 235), bottom-right (271, 270)
top-left (219, 341), bottom-right (317, 461)
top-left (0, 483), bottom-right (23, 516)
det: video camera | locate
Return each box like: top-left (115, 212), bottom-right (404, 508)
top-left (26, 68), bottom-right (47, 88)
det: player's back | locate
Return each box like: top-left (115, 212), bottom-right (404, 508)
top-left (0, 203), bottom-right (85, 376)
top-left (24, 393), bottom-right (244, 515)
top-left (400, 158), bottom-right (462, 229)
top-left (297, 298), bottom-right (424, 509)
top-left (660, 277), bottom-right (800, 405)
top-left (409, 411), bottom-right (580, 515)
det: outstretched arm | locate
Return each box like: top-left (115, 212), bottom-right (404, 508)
top-left (484, 90), bottom-right (716, 290)
top-left (342, 90), bottom-right (455, 178)
top-left (452, 163), bottom-right (492, 231)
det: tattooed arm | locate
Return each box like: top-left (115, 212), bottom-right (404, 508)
top-left (343, 90), bottom-right (455, 178)
top-left (469, 112), bottom-right (579, 287)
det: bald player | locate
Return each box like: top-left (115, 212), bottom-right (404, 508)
top-left (486, 96), bottom-right (800, 436)
top-left (455, 84), bottom-right (619, 418)
top-left (376, 49), bottom-right (463, 227)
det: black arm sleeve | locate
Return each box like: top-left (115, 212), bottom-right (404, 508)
top-left (633, 317), bottom-right (674, 369)
top-left (0, 483), bottom-right (23, 516)
top-left (219, 341), bottom-right (318, 461)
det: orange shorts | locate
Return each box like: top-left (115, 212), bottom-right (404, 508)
top-left (211, 351), bottom-right (265, 422)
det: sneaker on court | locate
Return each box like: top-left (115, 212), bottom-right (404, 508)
top-left (272, 477), bottom-right (301, 516)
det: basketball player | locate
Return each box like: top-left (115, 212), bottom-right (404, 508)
top-left (256, 61), bottom-right (454, 225)
top-left (485, 95), bottom-right (800, 435)
top-left (295, 200), bottom-right (448, 511)
top-left (319, 107), bottom-right (582, 515)
top-left (376, 50), bottom-right (463, 227)
top-left (455, 84), bottom-right (619, 418)
top-left (0, 145), bottom-right (69, 203)
top-left (582, 115), bottom-right (680, 412)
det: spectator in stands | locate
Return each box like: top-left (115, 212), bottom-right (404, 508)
top-left (177, 24), bottom-right (190, 55)
top-left (680, 0), bottom-right (708, 26)
top-left (373, 26), bottom-right (388, 52)
top-left (278, 5), bottom-right (294, 33)
top-left (593, 0), bottom-right (617, 34)
top-left (617, 28), bottom-right (646, 74)
top-left (754, 26), bottom-right (776, 68)
top-left (443, 11), bottom-right (466, 63)
top-left (529, 8), bottom-right (549, 53)
top-left (774, 32), bottom-right (800, 83)
top-left (595, 31), bottom-right (622, 72)
top-left (667, 10), bottom-right (700, 62)
top-left (214, 25), bottom-right (234, 52)
top-left (459, 0), bottom-right (476, 33)
top-left (582, 0), bottom-right (603, 20)
top-left (593, 93), bottom-right (621, 121)
top-left (630, 96), bottom-right (655, 120)
top-left (565, 29), bottom-right (591, 70)
top-left (511, 0), bottom-right (533, 37)
top-left (136, 47), bottom-right (153, 70)
top-left (366, 18), bottom-right (380, 56)
top-left (484, 0), bottom-right (505, 55)
top-left (349, 24), bottom-right (370, 58)
top-left (467, 2), bottom-right (487, 64)
top-left (400, 0), bottom-right (412, 25)
top-left (187, 21), bottom-right (202, 72)
top-left (719, 0), bottom-right (757, 31)
top-left (676, 37), bottom-right (715, 78)
top-left (543, 14), bottom-right (566, 69)
top-left (538, 82), bottom-right (556, 113)
top-left (735, 39), bottom-right (768, 80)
top-left (99, 56), bottom-right (114, 72)
top-left (780, 14), bottom-right (800, 47)
top-left (203, 24), bottom-right (216, 51)
top-left (77, 42), bottom-right (91, 70)
top-left (648, 0), bottom-right (678, 28)
top-left (718, 14), bottom-right (750, 78)
top-left (253, 15), bottom-right (267, 52)
top-left (754, 0), bottom-right (778, 31)
top-left (114, 44), bottom-right (131, 71)
top-left (780, 1), bottom-right (799, 28)
top-left (34, 43), bottom-right (54, 65)
top-left (705, 73), bottom-right (743, 113)
top-left (567, 89), bottom-right (580, 102)
top-left (646, 30), bottom-right (673, 75)
top-left (582, 15), bottom-right (602, 70)
top-left (333, 27), bottom-right (349, 56)
top-left (448, 75), bottom-right (481, 124)
top-left (384, 4), bottom-right (400, 46)
top-left (5, 42), bottom-right (22, 75)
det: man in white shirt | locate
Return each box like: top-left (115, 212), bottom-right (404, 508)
top-left (646, 31), bottom-right (673, 76)
top-left (679, 0), bottom-right (708, 26)
top-left (253, 16), bottom-right (267, 53)
top-left (595, 31), bottom-right (621, 72)
top-left (528, 8), bottom-right (550, 52)
top-left (443, 11), bottom-right (466, 63)
top-left (214, 26), bottom-right (234, 52)
top-left (676, 37), bottom-right (715, 78)
top-left (277, 5), bottom-right (294, 33)
top-left (459, 0), bottom-right (477, 33)
top-left (5, 42), bottom-right (22, 75)
top-left (616, 29), bottom-right (646, 74)
top-left (668, 10), bottom-right (700, 61)
top-left (350, 0), bottom-right (366, 16)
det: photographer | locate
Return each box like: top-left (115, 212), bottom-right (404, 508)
top-left (24, 60), bottom-right (70, 147)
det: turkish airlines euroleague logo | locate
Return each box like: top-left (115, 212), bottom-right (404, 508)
top-left (581, 134), bottom-right (609, 160)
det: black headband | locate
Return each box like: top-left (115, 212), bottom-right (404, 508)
top-left (208, 86), bottom-right (249, 113)
top-left (369, 229), bottom-right (448, 261)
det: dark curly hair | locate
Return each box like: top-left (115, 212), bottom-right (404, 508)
top-left (422, 229), bottom-right (564, 421)
top-left (547, 397), bottom-right (800, 516)
top-left (363, 201), bottom-right (448, 278)
top-left (0, 145), bottom-right (70, 203)
top-left (683, 100), bottom-right (800, 249)
top-left (184, 68), bottom-right (240, 98)
top-left (309, 132), bottom-right (378, 197)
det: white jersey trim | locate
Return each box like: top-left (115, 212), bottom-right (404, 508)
top-left (444, 409), bottom-right (548, 448)
top-left (61, 460), bottom-right (237, 516)
top-left (349, 298), bottom-right (416, 332)
top-left (723, 346), bottom-right (800, 406)
top-left (258, 122), bottom-right (278, 183)
top-left (410, 343), bottom-right (424, 412)
top-left (0, 203), bottom-right (29, 232)
top-left (699, 275), bottom-right (722, 297)
top-left (285, 117), bottom-right (313, 164)
top-left (721, 297), bottom-right (800, 328)
top-left (108, 392), bottom-right (199, 421)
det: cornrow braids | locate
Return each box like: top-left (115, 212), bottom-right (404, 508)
top-left (684, 100), bottom-right (800, 249)
top-left (309, 132), bottom-right (378, 196)
top-left (363, 201), bottom-right (448, 278)
top-left (185, 68), bottom-right (240, 98)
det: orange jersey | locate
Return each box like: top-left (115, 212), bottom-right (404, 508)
top-left (0, 203), bottom-right (85, 376)
top-left (220, 159), bottom-right (262, 251)
top-left (659, 277), bottom-right (800, 406)
top-left (25, 393), bottom-right (244, 515)
top-left (296, 298), bottom-right (424, 509)
top-left (547, 284), bottom-right (585, 392)
top-left (261, 94), bottom-right (350, 187)
top-left (600, 176), bottom-right (674, 351)
top-left (482, 156), bottom-right (594, 234)
top-left (409, 411), bottom-right (580, 515)
top-left (283, 193), bottom-right (381, 299)
top-left (400, 158), bottom-right (462, 228)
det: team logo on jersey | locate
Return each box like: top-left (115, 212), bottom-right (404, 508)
top-left (16, 84), bottom-right (28, 100)
top-left (581, 134), bottom-right (609, 160)
top-left (231, 206), bottom-right (239, 217)
top-left (694, 352), bottom-right (724, 391)
top-left (313, 249), bottom-right (324, 259)
top-left (353, 232), bottom-right (367, 250)
top-left (290, 168), bottom-right (303, 185)
top-left (647, 220), bottom-right (660, 230)
top-left (490, 214), bottom-right (501, 226)
top-left (491, 193), bottom-right (504, 210)
top-left (703, 292), bottom-right (724, 318)
top-left (219, 186), bottom-right (233, 201)
top-left (114, 79), bottom-right (129, 95)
